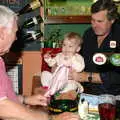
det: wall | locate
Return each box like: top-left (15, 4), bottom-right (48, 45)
top-left (44, 24), bottom-right (90, 39)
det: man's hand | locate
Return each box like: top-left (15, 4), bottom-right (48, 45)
top-left (68, 68), bottom-right (89, 82)
top-left (68, 69), bottom-right (102, 83)
top-left (24, 94), bottom-right (48, 106)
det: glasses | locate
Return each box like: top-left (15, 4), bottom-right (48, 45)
top-left (98, 94), bottom-right (116, 120)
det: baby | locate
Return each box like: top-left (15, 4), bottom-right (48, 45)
top-left (41, 32), bottom-right (85, 97)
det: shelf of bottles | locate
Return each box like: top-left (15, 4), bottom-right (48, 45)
top-left (17, 0), bottom-right (65, 48)
top-left (16, 0), bottom-right (44, 49)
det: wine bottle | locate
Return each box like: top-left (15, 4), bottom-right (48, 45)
top-left (23, 30), bottom-right (43, 42)
top-left (17, 0), bottom-right (43, 16)
top-left (93, 53), bottom-right (120, 66)
top-left (22, 15), bottom-right (43, 29)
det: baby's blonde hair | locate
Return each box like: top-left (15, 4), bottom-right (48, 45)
top-left (63, 32), bottom-right (83, 46)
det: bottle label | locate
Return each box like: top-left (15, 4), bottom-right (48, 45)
top-left (32, 17), bottom-right (38, 24)
top-left (32, 33), bottom-right (37, 40)
top-left (30, 0), bottom-right (41, 10)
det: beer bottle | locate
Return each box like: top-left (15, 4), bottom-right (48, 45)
top-left (17, 0), bottom-right (43, 16)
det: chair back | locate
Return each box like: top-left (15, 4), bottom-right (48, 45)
top-left (41, 48), bottom-right (62, 72)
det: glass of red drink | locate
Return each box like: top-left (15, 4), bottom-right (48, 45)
top-left (98, 94), bottom-right (116, 120)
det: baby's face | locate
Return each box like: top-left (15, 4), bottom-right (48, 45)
top-left (62, 39), bottom-right (80, 57)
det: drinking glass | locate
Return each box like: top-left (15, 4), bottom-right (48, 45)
top-left (98, 94), bottom-right (116, 120)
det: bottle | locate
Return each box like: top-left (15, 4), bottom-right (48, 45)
top-left (17, 0), bottom-right (43, 16)
top-left (113, 0), bottom-right (120, 4)
top-left (22, 15), bottom-right (43, 29)
top-left (23, 30), bottom-right (43, 42)
top-left (78, 98), bottom-right (89, 119)
top-left (93, 53), bottom-right (120, 66)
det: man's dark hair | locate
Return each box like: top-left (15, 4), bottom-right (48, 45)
top-left (91, 0), bottom-right (119, 21)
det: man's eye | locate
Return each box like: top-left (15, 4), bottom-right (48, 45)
top-left (97, 20), bottom-right (103, 23)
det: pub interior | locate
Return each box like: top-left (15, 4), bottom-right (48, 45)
top-left (0, 0), bottom-right (120, 120)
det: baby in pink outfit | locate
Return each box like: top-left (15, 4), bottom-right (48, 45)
top-left (41, 32), bottom-right (85, 97)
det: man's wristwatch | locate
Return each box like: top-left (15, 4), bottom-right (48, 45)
top-left (88, 72), bottom-right (92, 82)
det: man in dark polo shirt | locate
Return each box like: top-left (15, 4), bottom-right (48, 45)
top-left (72, 0), bottom-right (120, 95)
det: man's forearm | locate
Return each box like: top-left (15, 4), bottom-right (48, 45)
top-left (90, 72), bottom-right (102, 83)
top-left (0, 99), bottom-right (48, 120)
top-left (78, 72), bottom-right (102, 83)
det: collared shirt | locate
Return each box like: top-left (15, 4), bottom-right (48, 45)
top-left (0, 57), bottom-right (19, 102)
top-left (81, 23), bottom-right (120, 95)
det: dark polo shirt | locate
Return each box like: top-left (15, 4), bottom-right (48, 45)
top-left (81, 23), bottom-right (120, 95)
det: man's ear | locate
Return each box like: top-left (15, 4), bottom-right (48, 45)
top-left (76, 46), bottom-right (81, 52)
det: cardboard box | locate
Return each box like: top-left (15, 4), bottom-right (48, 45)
top-left (80, 93), bottom-right (99, 113)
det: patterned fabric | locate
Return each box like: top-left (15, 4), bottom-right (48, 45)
top-left (44, 65), bottom-right (68, 97)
